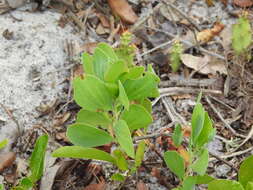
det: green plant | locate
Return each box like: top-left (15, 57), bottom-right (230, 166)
top-left (164, 94), bottom-right (216, 190)
top-left (232, 15), bottom-right (252, 55)
top-left (0, 139), bottom-right (8, 150)
top-left (1, 135), bottom-right (48, 190)
top-left (169, 41), bottom-right (183, 72)
top-left (52, 32), bottom-right (160, 180)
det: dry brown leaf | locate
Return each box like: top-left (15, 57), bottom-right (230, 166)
top-left (96, 13), bottom-right (110, 28)
top-left (83, 179), bottom-right (106, 190)
top-left (180, 54), bottom-right (227, 75)
top-left (137, 181), bottom-right (149, 190)
top-left (0, 152), bottom-right (16, 172)
top-left (96, 23), bottom-right (110, 35)
top-left (197, 22), bottom-right (225, 43)
top-left (205, 0), bottom-right (214, 6)
top-left (177, 146), bottom-right (190, 166)
top-left (233, 0), bottom-right (253, 7)
top-left (107, 0), bottom-right (138, 24)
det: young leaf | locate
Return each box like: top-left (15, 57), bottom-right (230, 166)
top-left (76, 109), bottom-right (111, 128)
top-left (113, 120), bottom-right (135, 159)
top-left (73, 75), bottom-right (114, 111)
top-left (196, 112), bottom-right (215, 147)
top-left (246, 182), bottom-right (253, 190)
top-left (208, 179), bottom-right (244, 190)
top-left (164, 151), bottom-right (185, 180)
top-left (93, 42), bottom-right (118, 79)
top-left (0, 139), bottom-right (8, 149)
top-left (111, 173), bottom-right (125, 182)
top-left (191, 149), bottom-right (209, 175)
top-left (104, 60), bottom-right (128, 82)
top-left (118, 81), bottom-right (129, 110)
top-left (82, 53), bottom-right (94, 75)
top-left (195, 174), bottom-right (215, 184)
top-left (172, 124), bottom-right (183, 147)
top-left (67, 123), bottom-right (113, 148)
top-left (239, 154), bottom-right (253, 188)
top-left (52, 146), bottom-right (116, 164)
top-left (123, 72), bottom-right (158, 100)
top-left (121, 104), bottom-right (153, 130)
top-left (232, 17), bottom-right (252, 54)
top-left (135, 140), bottom-right (146, 167)
top-left (120, 66), bottom-right (144, 82)
top-left (113, 149), bottom-right (128, 171)
top-left (181, 176), bottom-right (196, 190)
top-left (191, 103), bottom-right (205, 145)
top-left (29, 135), bottom-right (48, 183)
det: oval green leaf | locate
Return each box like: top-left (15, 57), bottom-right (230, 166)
top-left (164, 150), bottom-right (185, 180)
top-left (121, 104), bottom-right (153, 130)
top-left (76, 109), bottom-right (111, 128)
top-left (208, 179), bottom-right (244, 190)
top-left (73, 75), bottom-right (114, 111)
top-left (239, 154), bottom-right (253, 188)
top-left (113, 120), bottom-right (135, 159)
top-left (67, 123), bottom-right (113, 148)
top-left (52, 146), bottom-right (116, 164)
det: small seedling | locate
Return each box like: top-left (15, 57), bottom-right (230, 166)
top-left (52, 32), bottom-right (160, 180)
top-left (0, 139), bottom-right (8, 150)
top-left (164, 93), bottom-right (216, 190)
top-left (232, 15), bottom-right (252, 56)
top-left (1, 135), bottom-right (48, 190)
top-left (169, 41), bottom-right (183, 72)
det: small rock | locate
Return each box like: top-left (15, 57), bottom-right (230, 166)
top-left (215, 164), bottom-right (231, 177)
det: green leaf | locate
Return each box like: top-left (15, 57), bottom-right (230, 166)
top-left (29, 135), bottom-right (48, 183)
top-left (208, 179), bottom-right (244, 190)
top-left (0, 184), bottom-right (4, 190)
top-left (73, 75), bottom-right (114, 111)
top-left (191, 103), bottom-right (205, 145)
top-left (93, 43), bottom-right (118, 79)
top-left (0, 139), bottom-right (8, 149)
top-left (246, 182), bottom-right (253, 190)
top-left (18, 177), bottom-right (33, 189)
top-left (52, 146), bottom-right (116, 164)
top-left (191, 149), bottom-right (209, 175)
top-left (181, 176), bottom-right (196, 190)
top-left (120, 66), bottom-right (144, 81)
top-left (76, 109), bottom-right (111, 128)
top-left (113, 149), bottom-right (128, 171)
top-left (82, 53), bottom-right (94, 74)
top-left (135, 140), bottom-right (146, 167)
top-left (139, 98), bottom-right (152, 113)
top-left (239, 154), bottom-right (253, 188)
top-left (196, 112), bottom-right (215, 147)
top-left (123, 73), bottom-right (158, 100)
top-left (232, 17), bottom-right (252, 54)
top-left (104, 60), bottom-right (128, 82)
top-left (67, 123), bottom-right (113, 148)
top-left (111, 173), bottom-right (125, 182)
top-left (121, 104), bottom-right (153, 130)
top-left (113, 120), bottom-right (135, 159)
top-left (172, 124), bottom-right (183, 147)
top-left (118, 81), bottom-right (129, 110)
top-left (195, 174), bottom-right (215, 184)
top-left (164, 151), bottom-right (185, 180)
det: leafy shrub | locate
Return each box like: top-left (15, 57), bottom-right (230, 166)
top-left (52, 32), bottom-right (160, 180)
